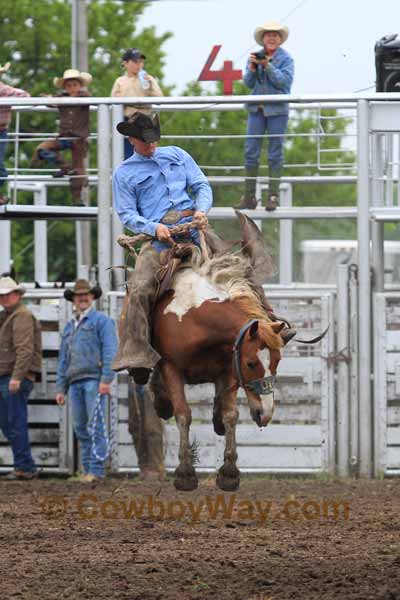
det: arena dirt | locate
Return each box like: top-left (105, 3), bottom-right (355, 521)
top-left (0, 475), bottom-right (399, 600)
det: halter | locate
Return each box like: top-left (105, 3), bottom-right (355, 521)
top-left (233, 319), bottom-right (275, 395)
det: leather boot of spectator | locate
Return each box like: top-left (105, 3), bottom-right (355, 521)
top-left (235, 166), bottom-right (258, 210)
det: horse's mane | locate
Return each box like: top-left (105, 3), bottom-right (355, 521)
top-left (194, 254), bottom-right (283, 351)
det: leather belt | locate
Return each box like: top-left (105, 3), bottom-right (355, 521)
top-left (161, 209), bottom-right (194, 225)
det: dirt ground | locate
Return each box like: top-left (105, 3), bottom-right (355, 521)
top-left (0, 474), bottom-right (400, 600)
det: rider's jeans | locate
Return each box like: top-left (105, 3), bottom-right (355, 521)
top-left (69, 378), bottom-right (107, 477)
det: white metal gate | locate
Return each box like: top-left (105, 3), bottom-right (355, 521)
top-left (109, 290), bottom-right (335, 475)
top-left (373, 292), bottom-right (400, 476)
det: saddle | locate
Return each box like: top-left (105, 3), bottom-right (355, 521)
top-left (154, 242), bottom-right (198, 303)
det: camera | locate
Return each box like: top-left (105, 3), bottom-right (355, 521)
top-left (252, 49), bottom-right (266, 62)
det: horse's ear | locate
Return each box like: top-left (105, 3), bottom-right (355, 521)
top-left (249, 320), bottom-right (259, 339)
top-left (271, 321), bottom-right (285, 334)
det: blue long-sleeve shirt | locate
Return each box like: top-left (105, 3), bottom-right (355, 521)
top-left (244, 47), bottom-right (294, 116)
top-left (56, 309), bottom-right (118, 393)
top-left (112, 145), bottom-right (213, 237)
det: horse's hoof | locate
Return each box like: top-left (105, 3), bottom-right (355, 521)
top-left (216, 473), bottom-right (240, 492)
top-left (174, 476), bottom-right (198, 492)
top-left (212, 417), bottom-right (225, 436)
top-left (216, 465), bottom-right (240, 492)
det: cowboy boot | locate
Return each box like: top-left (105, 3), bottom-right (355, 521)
top-left (235, 166), bottom-right (258, 210)
top-left (265, 167), bottom-right (282, 211)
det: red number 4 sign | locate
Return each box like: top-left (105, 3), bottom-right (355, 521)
top-left (198, 45), bottom-right (242, 95)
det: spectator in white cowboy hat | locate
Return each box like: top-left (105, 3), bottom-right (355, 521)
top-left (55, 279), bottom-right (118, 483)
top-left (111, 48), bottom-right (163, 159)
top-left (0, 276), bottom-right (42, 480)
top-left (0, 62), bottom-right (30, 206)
top-left (31, 68), bottom-right (92, 206)
top-left (237, 20), bottom-right (294, 212)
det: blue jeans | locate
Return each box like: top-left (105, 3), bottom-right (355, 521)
top-left (69, 378), bottom-right (108, 477)
top-left (38, 138), bottom-right (72, 163)
top-left (244, 110), bottom-right (289, 171)
top-left (0, 375), bottom-right (36, 473)
top-left (0, 129), bottom-right (9, 191)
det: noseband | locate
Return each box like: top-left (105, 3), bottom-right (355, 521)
top-left (233, 320), bottom-right (275, 395)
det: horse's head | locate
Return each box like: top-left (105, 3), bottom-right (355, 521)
top-left (236, 319), bottom-right (284, 428)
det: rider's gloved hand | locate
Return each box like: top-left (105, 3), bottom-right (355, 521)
top-left (156, 224), bottom-right (172, 242)
top-left (193, 211), bottom-right (208, 230)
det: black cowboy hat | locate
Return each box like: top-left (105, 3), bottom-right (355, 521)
top-left (116, 112), bottom-right (161, 142)
top-left (64, 279), bottom-right (102, 302)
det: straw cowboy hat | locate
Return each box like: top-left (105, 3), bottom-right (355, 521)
top-left (0, 276), bottom-right (26, 296)
top-left (53, 69), bottom-right (93, 89)
top-left (254, 20), bottom-right (289, 46)
top-left (0, 62), bottom-right (11, 75)
top-left (64, 279), bottom-right (102, 302)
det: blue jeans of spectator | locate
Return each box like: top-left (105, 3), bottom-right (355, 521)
top-left (244, 110), bottom-right (289, 171)
top-left (38, 138), bottom-right (73, 163)
top-left (123, 118), bottom-right (134, 160)
top-left (0, 129), bottom-right (9, 192)
top-left (0, 375), bottom-right (37, 473)
top-left (69, 378), bottom-right (108, 477)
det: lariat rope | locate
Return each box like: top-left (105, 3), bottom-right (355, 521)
top-left (90, 393), bottom-right (117, 462)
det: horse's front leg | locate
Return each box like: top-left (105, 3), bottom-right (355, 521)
top-left (216, 384), bottom-right (240, 492)
top-left (160, 361), bottom-right (198, 491)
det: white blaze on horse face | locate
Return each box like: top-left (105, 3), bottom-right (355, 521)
top-left (164, 270), bottom-right (229, 321)
top-left (258, 348), bottom-right (274, 421)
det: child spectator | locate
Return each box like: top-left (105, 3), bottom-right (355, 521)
top-left (111, 49), bottom-right (163, 159)
top-left (0, 62), bottom-right (30, 205)
top-left (31, 69), bottom-right (92, 206)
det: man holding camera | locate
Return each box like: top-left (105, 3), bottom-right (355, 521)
top-left (237, 20), bottom-right (294, 211)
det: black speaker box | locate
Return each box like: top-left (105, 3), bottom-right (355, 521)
top-left (375, 34), bottom-right (400, 92)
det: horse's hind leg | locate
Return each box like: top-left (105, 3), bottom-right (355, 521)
top-left (216, 388), bottom-right (240, 492)
top-left (150, 365), bottom-right (174, 420)
top-left (160, 361), bottom-right (198, 492)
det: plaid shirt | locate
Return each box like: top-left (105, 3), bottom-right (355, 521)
top-left (0, 81), bottom-right (30, 129)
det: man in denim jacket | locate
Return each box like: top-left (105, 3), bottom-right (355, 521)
top-left (237, 20), bottom-right (294, 212)
top-left (55, 279), bottom-right (118, 482)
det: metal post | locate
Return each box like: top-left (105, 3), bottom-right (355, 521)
top-left (371, 134), bottom-right (385, 292)
top-left (71, 0), bottom-right (91, 273)
top-left (97, 104), bottom-right (112, 296)
top-left (34, 186), bottom-right (48, 283)
top-left (279, 182), bottom-right (293, 284)
top-left (357, 99), bottom-right (372, 477)
top-left (111, 104), bottom-right (125, 289)
top-left (385, 133), bottom-right (393, 207)
top-left (336, 264), bottom-right (350, 476)
top-left (349, 265), bottom-right (359, 475)
top-left (0, 221), bottom-right (11, 274)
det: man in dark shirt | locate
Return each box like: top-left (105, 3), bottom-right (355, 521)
top-left (31, 68), bottom-right (92, 205)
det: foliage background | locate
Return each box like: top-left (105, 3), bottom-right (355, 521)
top-left (1, 0), bottom-right (387, 283)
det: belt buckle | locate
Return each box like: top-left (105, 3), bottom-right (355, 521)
top-left (161, 210), bottom-right (181, 225)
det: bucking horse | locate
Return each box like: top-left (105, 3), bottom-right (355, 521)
top-left (118, 211), bottom-right (327, 492)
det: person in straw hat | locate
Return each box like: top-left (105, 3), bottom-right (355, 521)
top-left (0, 276), bottom-right (42, 480)
top-left (0, 63), bottom-right (30, 206)
top-left (31, 68), bottom-right (92, 206)
top-left (55, 279), bottom-right (118, 482)
top-left (236, 20), bottom-right (294, 212)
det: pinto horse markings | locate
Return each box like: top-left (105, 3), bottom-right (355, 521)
top-left (151, 254), bottom-right (285, 492)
